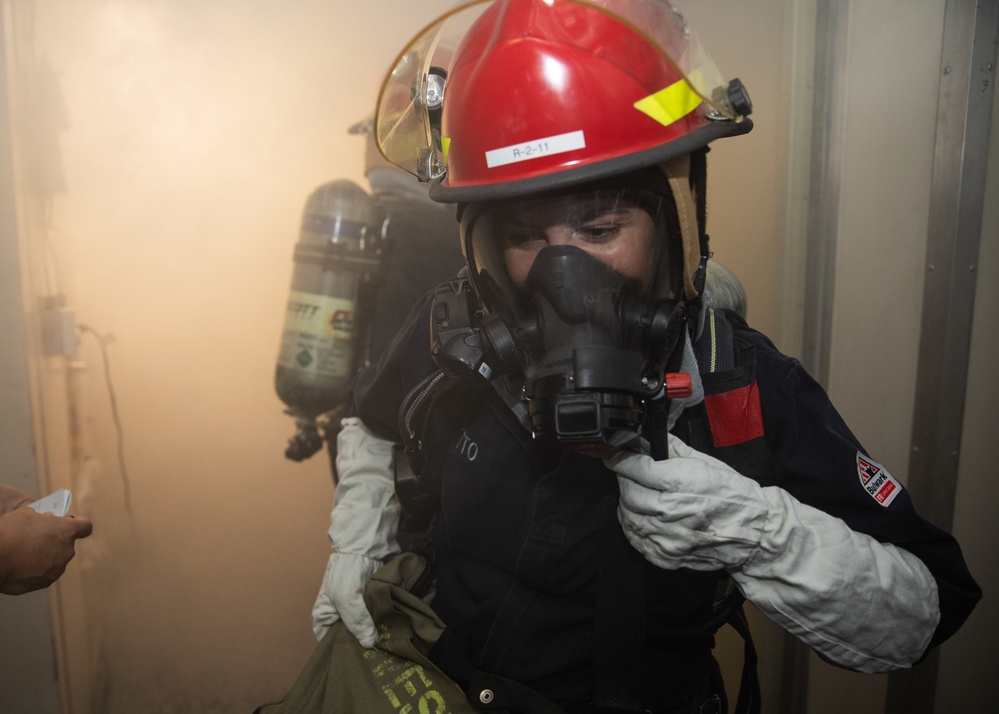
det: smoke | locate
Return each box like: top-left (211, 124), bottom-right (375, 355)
top-left (17, 0), bottom-right (456, 710)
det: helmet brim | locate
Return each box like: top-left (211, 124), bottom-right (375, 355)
top-left (429, 118), bottom-right (752, 204)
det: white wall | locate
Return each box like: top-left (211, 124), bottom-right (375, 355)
top-left (674, 0), bottom-right (792, 350)
top-left (0, 4), bottom-right (63, 705)
top-left (935, 82), bottom-right (999, 712)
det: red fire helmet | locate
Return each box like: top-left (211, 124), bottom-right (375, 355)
top-left (375, 0), bottom-right (752, 204)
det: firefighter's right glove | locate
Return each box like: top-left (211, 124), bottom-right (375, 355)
top-left (312, 417), bottom-right (401, 648)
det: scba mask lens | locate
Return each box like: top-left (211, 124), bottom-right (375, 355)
top-left (463, 188), bottom-right (681, 448)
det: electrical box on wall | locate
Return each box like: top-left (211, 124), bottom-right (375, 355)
top-left (41, 306), bottom-right (78, 357)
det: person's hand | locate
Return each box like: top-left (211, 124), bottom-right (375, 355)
top-left (0, 509), bottom-right (94, 595)
top-left (606, 433), bottom-right (770, 571)
top-left (312, 551), bottom-right (384, 646)
top-left (0, 484), bottom-right (34, 515)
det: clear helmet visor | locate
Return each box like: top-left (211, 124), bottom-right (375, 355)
top-left (375, 0), bottom-right (742, 181)
top-left (374, 2), bottom-right (481, 180)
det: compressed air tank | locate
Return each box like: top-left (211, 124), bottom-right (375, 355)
top-left (274, 179), bottom-right (383, 426)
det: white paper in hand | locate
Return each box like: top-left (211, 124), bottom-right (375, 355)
top-left (29, 489), bottom-right (72, 517)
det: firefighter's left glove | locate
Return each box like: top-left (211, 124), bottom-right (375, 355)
top-left (608, 433), bottom-right (940, 673)
top-left (312, 417), bottom-right (401, 648)
top-left (607, 433), bottom-right (770, 571)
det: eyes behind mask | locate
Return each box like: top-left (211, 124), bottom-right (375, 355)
top-left (462, 187), bottom-right (679, 312)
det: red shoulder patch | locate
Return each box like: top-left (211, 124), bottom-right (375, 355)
top-left (703, 384), bottom-right (765, 448)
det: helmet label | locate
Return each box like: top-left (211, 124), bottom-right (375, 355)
top-left (856, 452), bottom-right (902, 507)
top-left (485, 130), bottom-right (586, 169)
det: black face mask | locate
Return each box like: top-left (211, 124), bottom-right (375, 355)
top-left (513, 245), bottom-right (655, 445)
top-left (431, 187), bottom-right (687, 451)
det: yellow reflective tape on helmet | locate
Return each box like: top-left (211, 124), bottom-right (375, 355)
top-left (441, 136), bottom-right (451, 164)
top-left (633, 75), bottom-right (703, 128)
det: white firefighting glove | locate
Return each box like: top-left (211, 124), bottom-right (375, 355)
top-left (312, 417), bottom-right (401, 647)
top-left (607, 434), bottom-right (940, 673)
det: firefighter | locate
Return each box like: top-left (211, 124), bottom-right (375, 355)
top-left (311, 2), bottom-right (980, 712)
top-left (348, 115), bottom-right (465, 365)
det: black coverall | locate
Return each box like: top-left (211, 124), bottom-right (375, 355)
top-left (353, 296), bottom-right (981, 713)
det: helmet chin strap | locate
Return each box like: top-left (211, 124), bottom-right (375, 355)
top-left (661, 155), bottom-right (703, 302)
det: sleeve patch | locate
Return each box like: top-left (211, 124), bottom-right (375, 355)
top-left (857, 453), bottom-right (902, 507)
top-left (703, 383), bottom-right (765, 448)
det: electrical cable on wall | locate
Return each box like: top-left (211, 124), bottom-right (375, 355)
top-left (77, 324), bottom-right (133, 515)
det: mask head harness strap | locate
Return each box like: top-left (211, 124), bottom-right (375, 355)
top-left (661, 153), bottom-right (705, 302)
